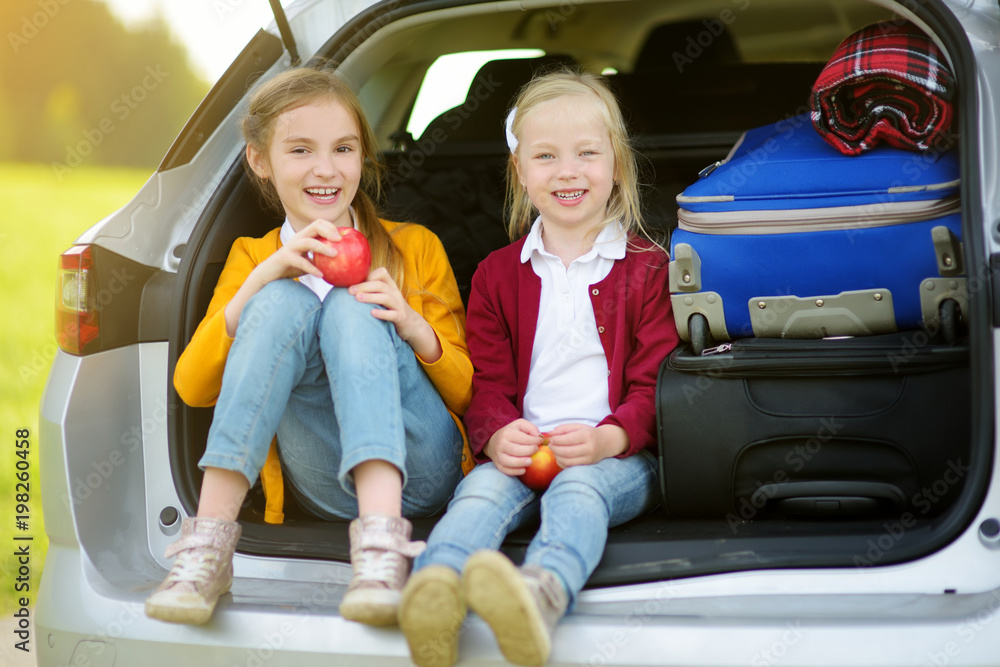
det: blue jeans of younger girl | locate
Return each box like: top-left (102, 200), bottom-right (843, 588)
top-left (198, 279), bottom-right (464, 520)
top-left (413, 449), bottom-right (659, 610)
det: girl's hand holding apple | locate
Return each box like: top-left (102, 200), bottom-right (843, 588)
top-left (485, 419), bottom-right (547, 476)
top-left (313, 227), bottom-right (371, 287)
top-left (545, 423), bottom-right (628, 468)
top-left (253, 218), bottom-right (344, 287)
top-left (519, 433), bottom-right (563, 491)
top-left (225, 219), bottom-right (343, 336)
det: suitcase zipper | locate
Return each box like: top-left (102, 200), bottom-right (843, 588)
top-left (675, 336), bottom-right (968, 376)
top-left (698, 161), bottom-right (724, 178)
top-left (695, 131), bottom-right (747, 179)
top-left (677, 196), bottom-right (961, 234)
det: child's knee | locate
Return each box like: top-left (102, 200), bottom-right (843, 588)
top-left (321, 287), bottom-right (384, 328)
top-left (453, 464), bottom-right (529, 505)
top-left (240, 281), bottom-right (319, 334)
top-left (547, 466), bottom-right (611, 502)
top-left (249, 279), bottom-right (316, 316)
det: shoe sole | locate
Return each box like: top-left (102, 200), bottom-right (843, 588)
top-left (144, 583), bottom-right (230, 625)
top-left (398, 566), bottom-right (466, 667)
top-left (463, 551), bottom-right (550, 666)
top-left (340, 588), bottom-right (401, 626)
top-left (145, 599), bottom-right (214, 625)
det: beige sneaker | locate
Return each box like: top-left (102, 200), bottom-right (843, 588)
top-left (339, 515), bottom-right (426, 626)
top-left (463, 550), bottom-right (569, 667)
top-left (145, 516), bottom-right (242, 625)
top-left (398, 565), bottom-right (466, 667)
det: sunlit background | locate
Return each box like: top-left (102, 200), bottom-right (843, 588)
top-left (101, 0), bottom-right (278, 81)
top-left (0, 3), bottom-right (288, 663)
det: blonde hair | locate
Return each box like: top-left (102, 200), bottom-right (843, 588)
top-left (505, 70), bottom-right (656, 249)
top-left (240, 66), bottom-right (403, 286)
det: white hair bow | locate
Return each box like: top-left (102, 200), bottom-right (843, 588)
top-left (505, 107), bottom-right (518, 154)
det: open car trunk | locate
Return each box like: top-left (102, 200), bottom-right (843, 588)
top-left (167, 0), bottom-right (991, 590)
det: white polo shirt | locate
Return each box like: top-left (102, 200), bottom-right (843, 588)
top-left (521, 217), bottom-right (627, 431)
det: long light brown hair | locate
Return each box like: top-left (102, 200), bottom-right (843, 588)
top-left (240, 66), bottom-right (402, 285)
top-left (505, 70), bottom-right (655, 249)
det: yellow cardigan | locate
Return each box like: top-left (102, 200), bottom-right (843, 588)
top-left (174, 220), bottom-right (475, 523)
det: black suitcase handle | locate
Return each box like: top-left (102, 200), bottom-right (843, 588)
top-left (751, 481), bottom-right (907, 516)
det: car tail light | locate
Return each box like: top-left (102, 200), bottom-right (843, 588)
top-left (57, 245), bottom-right (99, 355)
top-left (55, 244), bottom-right (157, 356)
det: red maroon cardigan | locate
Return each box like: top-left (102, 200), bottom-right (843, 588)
top-left (464, 235), bottom-right (680, 463)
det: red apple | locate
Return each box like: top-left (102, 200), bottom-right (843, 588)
top-left (312, 227), bottom-right (372, 287)
top-left (520, 433), bottom-right (563, 491)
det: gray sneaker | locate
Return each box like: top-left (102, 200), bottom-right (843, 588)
top-left (463, 550), bottom-right (569, 666)
top-left (145, 516), bottom-right (242, 625)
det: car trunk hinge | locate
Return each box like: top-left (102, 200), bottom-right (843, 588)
top-left (268, 0), bottom-right (301, 66)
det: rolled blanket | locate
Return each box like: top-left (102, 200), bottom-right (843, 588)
top-left (810, 20), bottom-right (956, 156)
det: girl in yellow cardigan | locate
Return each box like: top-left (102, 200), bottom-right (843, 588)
top-left (145, 67), bottom-right (473, 627)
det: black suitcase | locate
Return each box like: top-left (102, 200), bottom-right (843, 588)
top-left (656, 332), bottom-right (970, 520)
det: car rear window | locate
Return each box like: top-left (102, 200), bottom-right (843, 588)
top-left (406, 49), bottom-right (545, 139)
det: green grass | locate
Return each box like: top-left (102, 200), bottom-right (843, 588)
top-left (0, 162), bottom-right (152, 612)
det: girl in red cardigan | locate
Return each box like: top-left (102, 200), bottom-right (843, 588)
top-left (399, 70), bottom-right (679, 666)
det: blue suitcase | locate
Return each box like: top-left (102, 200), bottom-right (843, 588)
top-left (669, 114), bottom-right (965, 352)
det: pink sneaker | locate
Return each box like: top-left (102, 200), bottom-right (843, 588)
top-left (339, 514), bottom-right (426, 626)
top-left (145, 517), bottom-right (242, 625)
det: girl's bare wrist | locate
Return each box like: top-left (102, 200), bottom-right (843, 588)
top-left (408, 319), bottom-right (443, 363)
top-left (598, 424), bottom-right (628, 458)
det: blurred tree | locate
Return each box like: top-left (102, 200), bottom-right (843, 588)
top-left (0, 0), bottom-right (210, 169)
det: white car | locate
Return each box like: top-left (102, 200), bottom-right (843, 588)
top-left (37, 0), bottom-right (1000, 664)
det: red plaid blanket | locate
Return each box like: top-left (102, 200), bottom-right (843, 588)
top-left (809, 20), bottom-right (956, 156)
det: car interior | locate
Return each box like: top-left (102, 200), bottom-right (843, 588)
top-left (169, 0), bottom-right (982, 589)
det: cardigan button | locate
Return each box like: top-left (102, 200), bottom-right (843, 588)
top-left (598, 326), bottom-right (605, 334)
top-left (606, 370), bottom-right (611, 376)
top-left (591, 288), bottom-right (600, 295)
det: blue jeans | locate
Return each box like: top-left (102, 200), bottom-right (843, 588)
top-left (413, 449), bottom-right (659, 609)
top-left (198, 280), bottom-right (464, 520)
